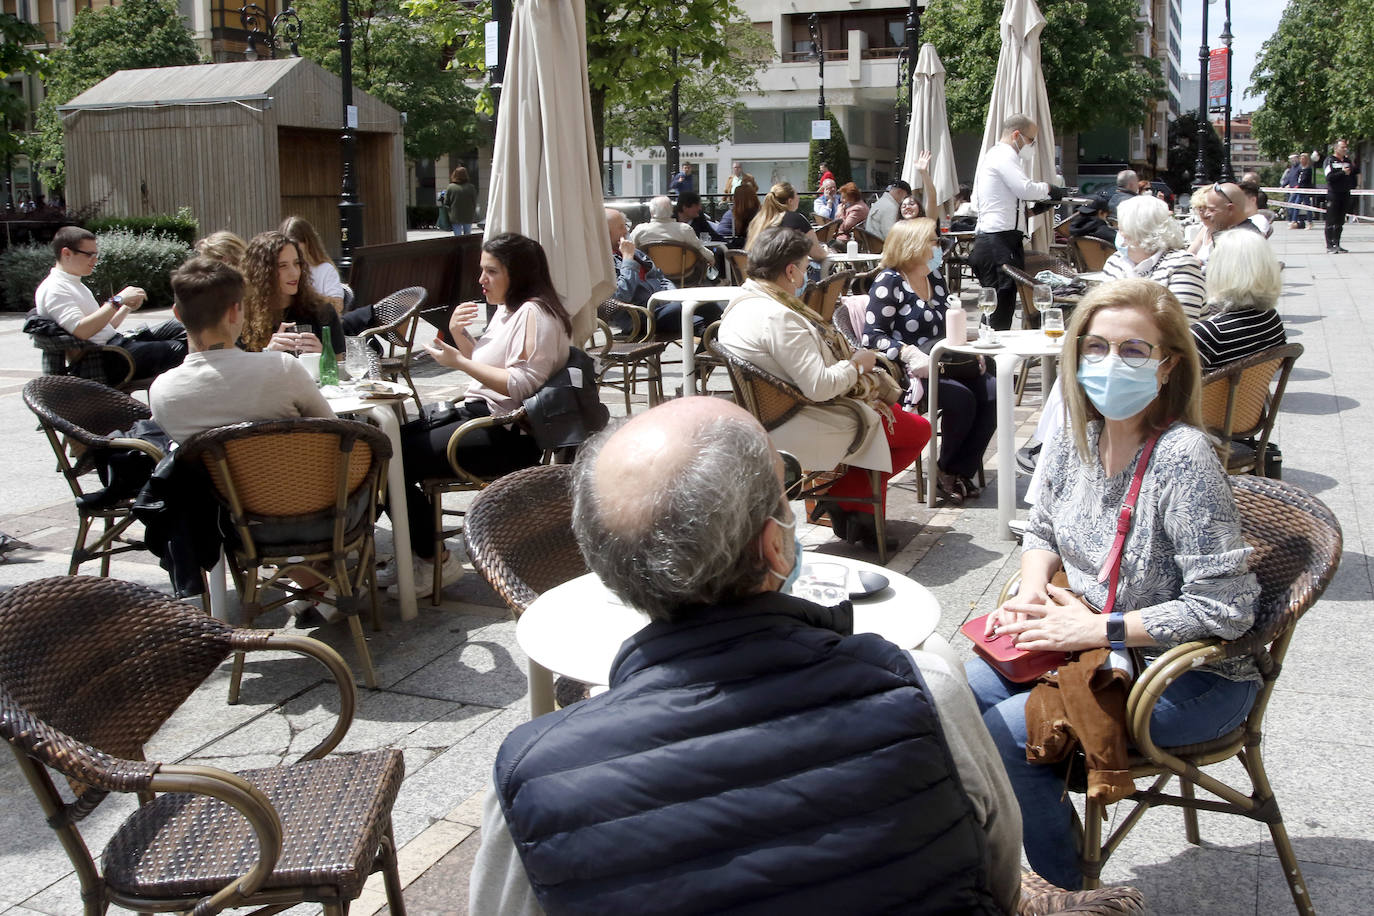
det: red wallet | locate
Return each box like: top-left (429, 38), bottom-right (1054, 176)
top-left (960, 614), bottom-right (1067, 683)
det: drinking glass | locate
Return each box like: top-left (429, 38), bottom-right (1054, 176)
top-left (1041, 307), bottom-right (1065, 343)
top-left (1033, 283), bottom-right (1055, 321)
top-left (344, 336), bottom-right (371, 385)
top-left (978, 287), bottom-right (998, 343)
top-left (280, 321), bottom-right (300, 356)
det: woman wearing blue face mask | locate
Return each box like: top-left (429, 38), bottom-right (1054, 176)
top-left (718, 226), bottom-right (931, 552)
top-left (862, 218), bottom-right (997, 505)
top-left (966, 279), bottom-right (1261, 890)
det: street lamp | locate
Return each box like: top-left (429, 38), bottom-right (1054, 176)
top-left (900, 0), bottom-right (929, 184)
top-left (336, 0), bottom-right (363, 276)
top-left (893, 46), bottom-right (909, 178)
top-left (1219, 0), bottom-right (1235, 182)
top-left (238, 4), bottom-right (302, 61)
top-left (809, 13), bottom-right (824, 122)
top-left (1193, 0), bottom-right (1217, 186)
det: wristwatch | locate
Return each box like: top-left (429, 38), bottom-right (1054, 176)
top-left (1106, 611), bottom-right (1127, 650)
top-left (109, 295), bottom-right (123, 308)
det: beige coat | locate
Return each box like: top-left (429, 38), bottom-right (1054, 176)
top-left (718, 282), bottom-right (889, 472)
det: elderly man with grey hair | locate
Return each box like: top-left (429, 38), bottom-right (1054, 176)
top-left (1106, 169), bottom-right (1140, 216)
top-left (468, 397), bottom-right (1023, 916)
top-left (628, 194), bottom-right (714, 265)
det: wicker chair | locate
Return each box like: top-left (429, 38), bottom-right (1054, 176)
top-left (710, 340), bottom-right (890, 563)
top-left (727, 248), bottom-right (750, 286)
top-left (643, 240), bottom-right (707, 287)
top-left (24, 314), bottom-right (151, 393)
top-left (848, 266), bottom-right (883, 296)
top-left (1038, 476), bottom-right (1338, 914)
top-left (1018, 870), bottom-right (1145, 915)
top-left (803, 269), bottom-right (854, 322)
top-left (854, 226), bottom-right (885, 255)
top-left (181, 418), bottom-right (391, 701)
top-left (463, 464), bottom-right (591, 708)
top-left (22, 376), bottom-right (165, 575)
top-left (813, 218), bottom-right (840, 246)
top-left (1067, 235), bottom-right (1115, 272)
top-left (358, 285), bottom-right (427, 413)
top-left (0, 576), bottom-right (407, 916)
top-left (1199, 343), bottom-right (1302, 475)
top-left (592, 299), bottom-right (667, 413)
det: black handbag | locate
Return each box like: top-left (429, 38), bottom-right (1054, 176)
top-left (918, 337), bottom-right (983, 380)
top-left (522, 347), bottom-right (610, 451)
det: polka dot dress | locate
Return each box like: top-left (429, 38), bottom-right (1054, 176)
top-left (860, 268), bottom-right (948, 409)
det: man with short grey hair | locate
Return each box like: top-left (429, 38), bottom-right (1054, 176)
top-left (469, 397), bottom-right (1023, 916)
top-left (629, 194), bottom-right (713, 264)
top-left (1107, 169), bottom-right (1139, 216)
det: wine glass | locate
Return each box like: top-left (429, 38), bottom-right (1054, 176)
top-left (978, 287), bottom-right (998, 344)
top-left (1041, 307), bottom-right (1065, 343)
top-left (1032, 284), bottom-right (1055, 328)
top-left (344, 336), bottom-right (371, 386)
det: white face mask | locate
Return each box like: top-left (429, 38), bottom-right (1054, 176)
top-left (1019, 141), bottom-right (1036, 166)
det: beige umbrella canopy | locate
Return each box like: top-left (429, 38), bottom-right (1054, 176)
top-left (484, 0), bottom-right (613, 344)
top-left (976, 0), bottom-right (1057, 248)
top-left (902, 43), bottom-right (959, 215)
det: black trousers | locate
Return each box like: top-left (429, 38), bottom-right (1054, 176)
top-left (110, 320), bottom-right (187, 378)
top-left (935, 374), bottom-right (999, 479)
top-left (397, 400), bottom-right (540, 558)
top-left (969, 230), bottom-right (1023, 330)
top-left (1326, 190), bottom-right (1351, 248)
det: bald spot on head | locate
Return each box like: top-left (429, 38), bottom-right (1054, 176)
top-left (606, 208), bottom-right (628, 247)
top-left (593, 398), bottom-right (770, 535)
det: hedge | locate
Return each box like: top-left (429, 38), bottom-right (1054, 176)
top-left (84, 210), bottom-right (199, 248)
top-left (0, 230), bottom-right (193, 312)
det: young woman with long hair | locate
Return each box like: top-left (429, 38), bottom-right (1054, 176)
top-left (280, 216), bottom-right (346, 313)
top-left (239, 230), bottom-right (344, 356)
top-left (744, 182), bottom-right (829, 263)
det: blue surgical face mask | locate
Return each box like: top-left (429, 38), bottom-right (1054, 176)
top-left (1077, 353), bottom-right (1162, 421)
top-left (1114, 231), bottom-right (1130, 260)
top-left (927, 247), bottom-right (943, 275)
top-left (765, 512), bottom-right (803, 594)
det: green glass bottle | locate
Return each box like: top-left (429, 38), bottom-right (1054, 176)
top-left (319, 326), bottom-right (339, 386)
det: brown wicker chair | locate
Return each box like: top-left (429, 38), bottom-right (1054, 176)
top-left (592, 299), bottom-right (667, 413)
top-left (22, 376), bottom-right (165, 575)
top-left (463, 464), bottom-right (590, 708)
top-left (848, 266), bottom-right (884, 296)
top-left (803, 269), bottom-right (854, 322)
top-left (1063, 476), bottom-right (1341, 914)
top-left (727, 248), bottom-right (750, 286)
top-left (0, 576), bottom-right (406, 916)
top-left (709, 340), bottom-right (890, 563)
top-left (1018, 869), bottom-right (1145, 915)
top-left (1067, 235), bottom-right (1115, 272)
top-left (25, 316), bottom-right (151, 393)
top-left (181, 417), bottom-right (391, 701)
top-left (358, 285), bottom-right (427, 413)
top-left (813, 218), bottom-right (840, 246)
top-left (854, 226), bottom-right (885, 255)
top-left (1199, 343), bottom-right (1302, 475)
top-left (643, 240), bottom-right (707, 287)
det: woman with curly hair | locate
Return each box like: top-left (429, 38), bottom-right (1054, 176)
top-left (239, 230), bottom-right (344, 356)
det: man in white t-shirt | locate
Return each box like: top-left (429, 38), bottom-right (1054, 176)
top-left (35, 226), bottom-right (187, 378)
top-left (150, 257), bottom-right (333, 444)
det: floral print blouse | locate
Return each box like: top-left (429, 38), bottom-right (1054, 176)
top-left (1025, 421), bottom-right (1261, 682)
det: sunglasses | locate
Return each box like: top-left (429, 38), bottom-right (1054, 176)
top-left (1078, 335), bottom-right (1160, 368)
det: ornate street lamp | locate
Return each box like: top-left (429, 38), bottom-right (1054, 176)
top-left (336, 0), bottom-right (363, 275)
top-left (894, 45), bottom-right (909, 178)
top-left (238, 4), bottom-right (302, 61)
top-left (899, 0), bottom-right (929, 183)
top-left (1193, 0), bottom-right (1216, 186)
top-left (1219, 0), bottom-right (1235, 182)
top-left (809, 13), bottom-right (824, 122)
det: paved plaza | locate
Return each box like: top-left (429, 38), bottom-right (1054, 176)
top-left (0, 223), bottom-right (1369, 914)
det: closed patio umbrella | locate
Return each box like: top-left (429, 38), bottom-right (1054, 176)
top-left (976, 0), bottom-right (1057, 249)
top-left (902, 42), bottom-right (959, 216)
top-left (485, 0), bottom-right (613, 344)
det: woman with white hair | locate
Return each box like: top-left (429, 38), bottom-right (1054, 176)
top-left (1101, 194), bottom-right (1206, 319)
top-left (1192, 229), bottom-right (1287, 369)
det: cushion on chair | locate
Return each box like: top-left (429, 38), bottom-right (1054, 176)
top-left (102, 749), bottom-right (404, 900)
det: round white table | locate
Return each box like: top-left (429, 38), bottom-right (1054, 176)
top-left (825, 252), bottom-right (881, 276)
top-left (646, 285), bottom-right (745, 394)
top-left (516, 553), bottom-right (942, 716)
top-left (924, 329), bottom-right (1063, 540)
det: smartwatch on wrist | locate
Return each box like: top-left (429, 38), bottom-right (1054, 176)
top-left (1106, 611), bottom-right (1127, 650)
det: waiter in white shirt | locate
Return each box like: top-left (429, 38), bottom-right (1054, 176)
top-left (969, 114), bottom-right (1066, 330)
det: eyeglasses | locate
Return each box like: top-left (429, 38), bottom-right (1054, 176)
top-left (1078, 335), bottom-right (1160, 368)
top-left (72, 248), bottom-right (98, 258)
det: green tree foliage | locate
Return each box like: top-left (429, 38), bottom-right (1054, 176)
top-left (921, 0), bottom-right (1163, 136)
top-left (1, 14), bottom-right (47, 160)
top-left (808, 113), bottom-right (851, 188)
top-left (1330, 0), bottom-right (1374, 143)
top-left (1162, 111), bottom-right (1225, 192)
top-left (1248, 0), bottom-right (1344, 159)
top-left (295, 0), bottom-right (478, 161)
top-left (33, 0), bottom-right (201, 190)
top-left (603, 20), bottom-right (770, 156)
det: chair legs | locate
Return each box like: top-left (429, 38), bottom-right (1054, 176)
top-left (69, 508), bottom-right (141, 576)
top-left (380, 821), bottom-right (408, 915)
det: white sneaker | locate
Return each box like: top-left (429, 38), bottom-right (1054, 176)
top-left (389, 552), bottom-right (464, 599)
top-left (375, 556), bottom-right (401, 588)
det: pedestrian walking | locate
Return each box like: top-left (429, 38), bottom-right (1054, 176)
top-left (1323, 139), bottom-right (1359, 253)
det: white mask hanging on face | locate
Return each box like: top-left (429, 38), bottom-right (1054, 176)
top-left (1019, 141), bottom-right (1036, 167)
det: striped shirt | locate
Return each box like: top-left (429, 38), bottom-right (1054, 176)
top-left (1102, 249), bottom-right (1207, 320)
top-left (1190, 307), bottom-right (1286, 370)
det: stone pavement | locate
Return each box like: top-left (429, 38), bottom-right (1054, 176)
top-left (0, 223), bottom-right (1370, 914)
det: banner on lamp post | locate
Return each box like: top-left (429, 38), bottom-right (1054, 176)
top-left (1207, 47), bottom-right (1229, 111)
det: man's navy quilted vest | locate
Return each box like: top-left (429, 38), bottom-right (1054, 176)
top-left (494, 592), bottom-right (1002, 915)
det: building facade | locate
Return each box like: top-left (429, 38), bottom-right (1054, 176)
top-left (1214, 113), bottom-right (1278, 178)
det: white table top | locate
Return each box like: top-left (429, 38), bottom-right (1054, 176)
top-left (517, 553), bottom-right (941, 687)
top-left (937, 328), bottom-right (1064, 359)
top-left (648, 285), bottom-right (744, 304)
top-left (322, 381), bottom-right (410, 414)
top-left (1076, 271), bottom-right (1110, 284)
top-left (827, 252), bottom-right (881, 264)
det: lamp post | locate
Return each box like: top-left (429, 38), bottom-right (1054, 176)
top-left (1219, 0), bottom-right (1235, 182)
top-left (1193, 0), bottom-right (1214, 186)
top-left (900, 0), bottom-right (929, 184)
top-left (239, 3), bottom-right (302, 60)
top-left (336, 0), bottom-right (363, 277)
top-left (668, 47), bottom-right (680, 189)
top-left (809, 14), bottom-right (824, 122)
top-left (893, 46), bottom-right (909, 178)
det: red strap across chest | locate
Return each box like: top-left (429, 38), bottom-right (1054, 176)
top-left (1096, 432), bottom-right (1161, 616)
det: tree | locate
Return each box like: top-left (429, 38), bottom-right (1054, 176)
top-left (921, 0), bottom-right (1163, 136)
top-left (32, 0), bottom-right (200, 190)
top-left (295, 0), bottom-right (479, 162)
top-left (1, 14), bottom-right (48, 161)
top-left (808, 113), bottom-right (851, 188)
top-left (1248, 0), bottom-right (1344, 159)
top-left (1330, 0), bottom-right (1374, 142)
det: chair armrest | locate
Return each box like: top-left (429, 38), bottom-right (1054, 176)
top-left (445, 408), bottom-right (527, 482)
top-left (147, 764), bottom-right (284, 915)
top-left (1125, 637), bottom-right (1227, 761)
top-left (106, 437), bottom-right (166, 463)
top-left (233, 631), bottom-right (358, 760)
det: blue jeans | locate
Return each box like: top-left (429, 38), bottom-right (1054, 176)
top-left (453, 224), bottom-right (471, 236)
top-left (965, 657), bottom-right (1259, 889)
